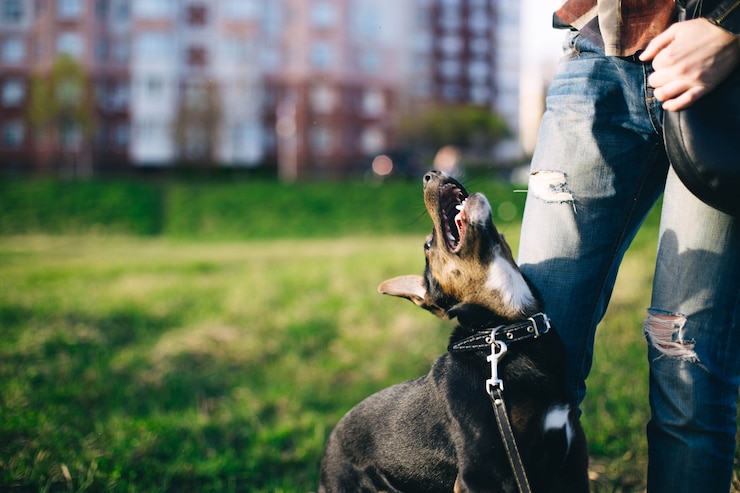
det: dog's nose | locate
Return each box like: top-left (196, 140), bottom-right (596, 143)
top-left (423, 170), bottom-right (440, 184)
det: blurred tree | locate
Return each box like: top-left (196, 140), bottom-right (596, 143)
top-left (29, 55), bottom-right (95, 176)
top-left (174, 80), bottom-right (222, 169)
top-left (398, 104), bottom-right (511, 164)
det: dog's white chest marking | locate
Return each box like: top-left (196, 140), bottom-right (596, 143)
top-left (544, 404), bottom-right (574, 451)
top-left (485, 258), bottom-right (536, 315)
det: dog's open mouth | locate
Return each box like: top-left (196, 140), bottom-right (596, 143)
top-left (440, 182), bottom-right (469, 253)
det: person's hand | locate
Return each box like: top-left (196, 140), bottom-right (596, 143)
top-left (639, 18), bottom-right (740, 111)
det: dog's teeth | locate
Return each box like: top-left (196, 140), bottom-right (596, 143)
top-left (456, 204), bottom-right (464, 211)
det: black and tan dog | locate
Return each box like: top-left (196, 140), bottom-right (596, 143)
top-left (319, 171), bottom-right (589, 492)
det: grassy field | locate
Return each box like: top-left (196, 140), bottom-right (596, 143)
top-left (0, 177), bottom-right (737, 491)
top-left (0, 176), bottom-right (523, 240)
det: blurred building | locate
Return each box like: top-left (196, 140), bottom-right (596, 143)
top-left (0, 0), bottom-right (520, 178)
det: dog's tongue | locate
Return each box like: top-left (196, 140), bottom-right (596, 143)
top-left (454, 203), bottom-right (467, 240)
top-left (455, 210), bottom-right (465, 231)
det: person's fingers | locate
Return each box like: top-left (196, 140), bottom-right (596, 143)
top-left (657, 85), bottom-right (707, 111)
top-left (639, 24), bottom-right (678, 62)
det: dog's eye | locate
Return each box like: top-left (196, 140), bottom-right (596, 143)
top-left (424, 237), bottom-right (433, 251)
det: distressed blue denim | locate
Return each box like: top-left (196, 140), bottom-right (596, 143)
top-left (518, 32), bottom-right (740, 492)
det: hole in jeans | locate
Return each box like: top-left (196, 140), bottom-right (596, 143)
top-left (529, 171), bottom-right (576, 212)
top-left (644, 310), bottom-right (698, 361)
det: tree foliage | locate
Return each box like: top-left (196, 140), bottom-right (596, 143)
top-left (29, 55), bottom-right (93, 135)
top-left (174, 80), bottom-right (222, 167)
top-left (28, 55), bottom-right (95, 174)
top-left (398, 103), bottom-right (511, 159)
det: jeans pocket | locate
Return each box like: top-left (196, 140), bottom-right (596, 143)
top-left (562, 30), bottom-right (581, 59)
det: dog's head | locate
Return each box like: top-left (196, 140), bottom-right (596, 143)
top-left (379, 170), bottom-right (539, 324)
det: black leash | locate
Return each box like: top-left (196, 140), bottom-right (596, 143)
top-left (486, 341), bottom-right (532, 493)
top-left (450, 312), bottom-right (551, 493)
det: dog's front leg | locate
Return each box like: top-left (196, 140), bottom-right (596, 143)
top-left (449, 415), bottom-right (513, 492)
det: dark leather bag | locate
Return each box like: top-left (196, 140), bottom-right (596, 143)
top-left (662, 0), bottom-right (740, 217)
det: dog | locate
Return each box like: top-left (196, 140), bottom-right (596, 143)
top-left (319, 170), bottom-right (589, 492)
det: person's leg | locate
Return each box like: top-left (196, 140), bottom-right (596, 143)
top-left (518, 32), bottom-right (667, 404)
top-left (645, 167), bottom-right (740, 493)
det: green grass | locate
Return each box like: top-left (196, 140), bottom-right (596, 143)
top-left (1, 177), bottom-right (737, 491)
top-left (0, 234), bottom-right (449, 491)
top-left (0, 176), bottom-right (524, 240)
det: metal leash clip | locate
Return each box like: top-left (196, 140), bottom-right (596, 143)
top-left (485, 338), bottom-right (507, 395)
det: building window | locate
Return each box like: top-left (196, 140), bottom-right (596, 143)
top-left (469, 37), bottom-right (490, 55)
top-left (57, 0), bottom-right (82, 19)
top-left (440, 7), bottom-right (462, 30)
top-left (233, 122), bottom-right (262, 162)
top-left (133, 0), bottom-right (172, 19)
top-left (95, 0), bottom-right (109, 20)
top-left (222, 36), bottom-right (255, 63)
top-left (351, 2), bottom-right (380, 40)
top-left (3, 0), bottom-right (23, 22)
top-left (2, 120), bottom-right (24, 148)
top-left (360, 126), bottom-right (384, 155)
top-left (309, 125), bottom-right (333, 155)
top-left (310, 1), bottom-right (336, 29)
top-left (439, 35), bottom-right (463, 56)
top-left (359, 50), bottom-right (382, 75)
top-left (113, 81), bottom-right (130, 108)
top-left (263, 1), bottom-right (283, 34)
top-left (186, 46), bottom-right (207, 67)
top-left (414, 8), bottom-right (432, 28)
top-left (56, 32), bottom-right (84, 59)
top-left (310, 85), bottom-right (336, 114)
top-left (413, 79), bottom-right (432, 98)
top-left (112, 39), bottom-right (129, 62)
top-left (144, 75), bottom-right (163, 98)
top-left (113, 0), bottom-right (130, 23)
top-left (223, 0), bottom-right (258, 20)
top-left (187, 4), bottom-right (206, 26)
top-left (111, 123), bottom-right (129, 148)
top-left (442, 83), bottom-right (463, 100)
top-left (95, 81), bottom-right (108, 109)
top-left (469, 11), bottom-right (489, 33)
top-left (61, 123), bottom-right (83, 150)
top-left (310, 41), bottom-right (334, 70)
top-left (1, 38), bottom-right (24, 64)
top-left (1, 79), bottom-right (24, 106)
top-left (135, 32), bottom-right (172, 59)
top-left (439, 59), bottom-right (461, 80)
top-left (262, 47), bottom-right (280, 71)
top-left (468, 60), bottom-right (489, 82)
top-left (361, 90), bottom-right (384, 116)
top-left (95, 37), bottom-right (109, 62)
top-left (412, 32), bottom-right (433, 53)
top-left (470, 85), bottom-right (490, 103)
top-left (138, 119), bottom-right (164, 142)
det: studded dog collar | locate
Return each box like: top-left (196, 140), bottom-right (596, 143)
top-left (448, 312), bottom-right (551, 353)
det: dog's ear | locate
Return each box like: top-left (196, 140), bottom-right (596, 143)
top-left (378, 275), bottom-right (450, 319)
top-left (378, 275), bottom-right (427, 304)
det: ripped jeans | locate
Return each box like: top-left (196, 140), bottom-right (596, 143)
top-left (518, 32), bottom-right (740, 492)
